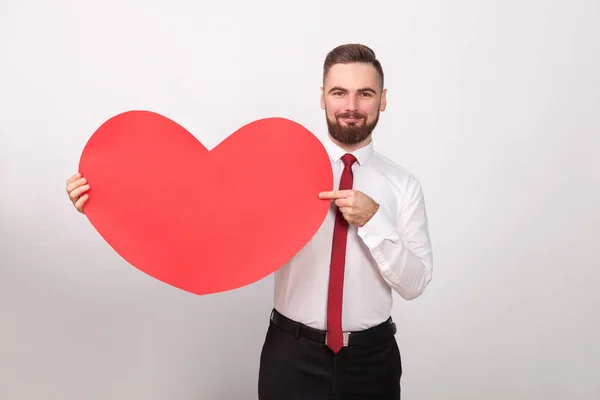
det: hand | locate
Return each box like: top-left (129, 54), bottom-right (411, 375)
top-left (65, 172), bottom-right (90, 214)
top-left (318, 190), bottom-right (379, 226)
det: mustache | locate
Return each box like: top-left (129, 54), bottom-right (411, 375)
top-left (335, 111), bottom-right (366, 119)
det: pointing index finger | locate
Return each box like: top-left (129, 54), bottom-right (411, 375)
top-left (318, 190), bottom-right (352, 199)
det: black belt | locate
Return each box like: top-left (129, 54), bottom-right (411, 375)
top-left (270, 309), bottom-right (397, 347)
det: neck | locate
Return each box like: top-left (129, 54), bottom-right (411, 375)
top-left (328, 134), bottom-right (372, 153)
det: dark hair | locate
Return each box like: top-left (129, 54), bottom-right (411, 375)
top-left (323, 43), bottom-right (384, 87)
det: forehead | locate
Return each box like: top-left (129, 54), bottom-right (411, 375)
top-left (324, 62), bottom-right (381, 91)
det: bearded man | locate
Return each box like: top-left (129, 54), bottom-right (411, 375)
top-left (257, 43), bottom-right (434, 400)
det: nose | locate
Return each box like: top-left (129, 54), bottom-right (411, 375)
top-left (345, 94), bottom-right (358, 111)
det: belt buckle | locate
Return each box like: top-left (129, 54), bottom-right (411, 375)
top-left (325, 332), bottom-right (351, 347)
top-left (343, 332), bottom-right (351, 346)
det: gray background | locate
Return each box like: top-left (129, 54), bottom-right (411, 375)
top-left (1, 0), bottom-right (599, 399)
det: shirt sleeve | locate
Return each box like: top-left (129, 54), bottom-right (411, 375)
top-left (357, 176), bottom-right (433, 300)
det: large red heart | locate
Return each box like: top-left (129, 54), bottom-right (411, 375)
top-left (78, 111), bottom-right (332, 295)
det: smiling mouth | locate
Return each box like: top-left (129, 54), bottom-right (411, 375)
top-left (341, 117), bottom-right (362, 123)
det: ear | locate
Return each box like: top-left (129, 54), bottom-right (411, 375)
top-left (379, 88), bottom-right (387, 112)
top-left (320, 87), bottom-right (325, 110)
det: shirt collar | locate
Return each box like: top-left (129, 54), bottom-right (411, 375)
top-left (321, 134), bottom-right (374, 166)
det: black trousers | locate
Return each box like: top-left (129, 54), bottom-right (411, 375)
top-left (258, 311), bottom-right (402, 400)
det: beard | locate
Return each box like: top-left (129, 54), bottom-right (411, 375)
top-left (326, 109), bottom-right (379, 145)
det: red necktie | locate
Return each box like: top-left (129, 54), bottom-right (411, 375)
top-left (326, 153), bottom-right (357, 353)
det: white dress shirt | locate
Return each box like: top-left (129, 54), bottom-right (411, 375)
top-left (273, 134), bottom-right (433, 332)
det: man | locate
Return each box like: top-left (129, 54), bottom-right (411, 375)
top-left (65, 43), bottom-right (433, 399)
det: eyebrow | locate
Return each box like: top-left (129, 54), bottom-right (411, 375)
top-left (328, 86), bottom-right (377, 94)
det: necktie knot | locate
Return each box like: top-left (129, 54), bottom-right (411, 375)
top-left (341, 153), bottom-right (357, 168)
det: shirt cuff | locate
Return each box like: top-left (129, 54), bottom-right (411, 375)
top-left (357, 206), bottom-right (400, 248)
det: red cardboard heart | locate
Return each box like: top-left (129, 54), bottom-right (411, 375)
top-left (78, 110), bottom-right (332, 295)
